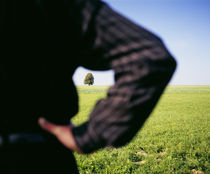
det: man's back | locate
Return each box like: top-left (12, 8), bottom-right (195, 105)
top-left (0, 0), bottom-right (81, 133)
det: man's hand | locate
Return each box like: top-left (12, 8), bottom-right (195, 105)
top-left (38, 117), bottom-right (83, 154)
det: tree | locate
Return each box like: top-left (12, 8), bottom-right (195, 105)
top-left (84, 73), bottom-right (94, 85)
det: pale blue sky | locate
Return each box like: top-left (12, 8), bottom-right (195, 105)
top-left (73, 0), bottom-right (210, 85)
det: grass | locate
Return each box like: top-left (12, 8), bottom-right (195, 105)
top-left (72, 86), bottom-right (210, 174)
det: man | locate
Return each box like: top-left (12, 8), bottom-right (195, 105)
top-left (0, 0), bottom-right (176, 173)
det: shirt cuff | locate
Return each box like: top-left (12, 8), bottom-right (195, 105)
top-left (72, 121), bottom-right (105, 154)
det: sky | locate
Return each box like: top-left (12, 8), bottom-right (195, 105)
top-left (73, 0), bottom-right (210, 85)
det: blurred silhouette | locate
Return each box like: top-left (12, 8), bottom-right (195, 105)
top-left (0, 0), bottom-right (176, 173)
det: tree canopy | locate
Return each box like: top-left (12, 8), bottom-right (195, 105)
top-left (84, 73), bottom-right (94, 85)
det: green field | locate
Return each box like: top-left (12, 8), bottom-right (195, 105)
top-left (72, 86), bottom-right (210, 174)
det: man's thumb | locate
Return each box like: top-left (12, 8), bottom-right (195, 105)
top-left (38, 117), bottom-right (60, 136)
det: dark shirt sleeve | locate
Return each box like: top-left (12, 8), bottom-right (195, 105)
top-left (72, 0), bottom-right (176, 154)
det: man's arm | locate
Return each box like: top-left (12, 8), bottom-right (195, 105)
top-left (71, 0), bottom-right (176, 153)
top-left (39, 0), bottom-right (176, 154)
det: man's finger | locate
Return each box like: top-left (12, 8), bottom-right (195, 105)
top-left (38, 117), bottom-right (61, 136)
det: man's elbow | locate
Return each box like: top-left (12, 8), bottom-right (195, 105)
top-left (163, 52), bottom-right (177, 81)
top-left (151, 39), bottom-right (177, 83)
